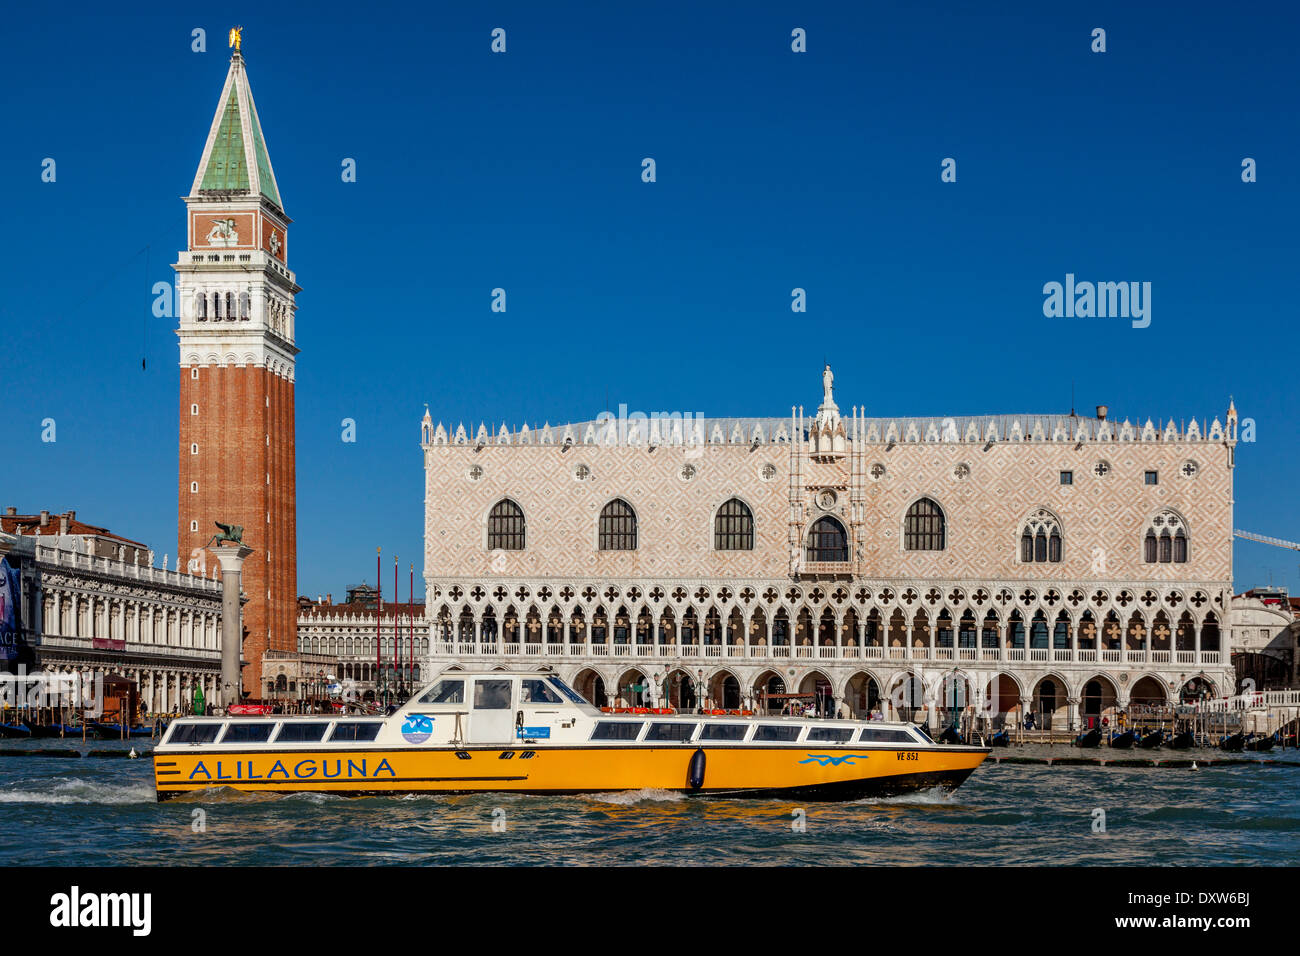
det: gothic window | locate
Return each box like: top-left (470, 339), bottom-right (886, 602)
top-left (598, 499), bottom-right (637, 551)
top-left (225, 292), bottom-right (235, 320)
top-left (239, 292), bottom-right (251, 320)
top-left (714, 498), bottom-right (754, 551)
top-left (487, 499), bottom-right (525, 551)
top-left (903, 498), bottom-right (945, 551)
top-left (211, 292), bottom-right (222, 319)
top-left (1143, 510), bottom-right (1188, 564)
top-left (806, 516), bottom-right (848, 563)
top-left (1019, 509), bottom-right (1062, 563)
top-left (196, 293), bottom-right (207, 320)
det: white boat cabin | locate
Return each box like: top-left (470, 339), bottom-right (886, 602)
top-left (158, 670), bottom-right (937, 751)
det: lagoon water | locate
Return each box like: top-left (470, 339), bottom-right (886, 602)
top-left (2, 741), bottom-right (1297, 866)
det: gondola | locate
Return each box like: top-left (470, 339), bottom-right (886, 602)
top-left (988, 729), bottom-right (1011, 747)
top-left (1167, 730), bottom-right (1196, 750)
top-left (1244, 734), bottom-right (1275, 752)
top-left (1073, 728), bottom-right (1102, 748)
top-left (1137, 729), bottom-right (1164, 749)
top-left (1108, 729), bottom-right (1137, 749)
top-left (938, 725), bottom-right (964, 745)
top-left (91, 721), bottom-right (155, 740)
top-left (22, 721), bottom-right (79, 738)
top-left (0, 722), bottom-right (33, 739)
top-left (1218, 732), bottom-right (1245, 752)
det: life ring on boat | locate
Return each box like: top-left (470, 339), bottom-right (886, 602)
top-left (687, 747), bottom-right (706, 790)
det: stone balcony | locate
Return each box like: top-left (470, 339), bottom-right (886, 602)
top-left (425, 640), bottom-right (1221, 669)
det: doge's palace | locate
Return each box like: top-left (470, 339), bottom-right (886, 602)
top-left (418, 368), bottom-right (1237, 732)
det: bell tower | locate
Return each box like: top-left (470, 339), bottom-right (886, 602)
top-left (174, 31), bottom-right (299, 700)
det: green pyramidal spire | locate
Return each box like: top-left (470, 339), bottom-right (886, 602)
top-left (192, 50), bottom-right (283, 211)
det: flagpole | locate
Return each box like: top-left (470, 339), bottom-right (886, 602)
top-left (393, 555), bottom-right (399, 702)
top-left (375, 547), bottom-right (381, 709)
top-left (409, 563), bottom-right (415, 695)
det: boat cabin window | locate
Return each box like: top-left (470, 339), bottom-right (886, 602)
top-left (546, 677), bottom-right (589, 705)
top-left (645, 722), bottom-right (698, 742)
top-left (700, 724), bottom-right (748, 741)
top-left (417, 679), bottom-right (465, 704)
top-left (911, 725), bottom-right (934, 743)
top-left (807, 727), bottom-right (853, 743)
top-left (168, 722), bottom-right (224, 745)
top-left (590, 721), bottom-right (643, 741)
top-left (521, 679), bottom-right (563, 704)
top-left (330, 722), bottom-right (384, 742)
top-left (753, 725), bottom-right (801, 742)
top-left (221, 723), bottom-right (274, 744)
top-left (274, 722), bottom-right (330, 743)
top-left (858, 728), bottom-right (916, 744)
top-left (474, 679), bottom-right (513, 710)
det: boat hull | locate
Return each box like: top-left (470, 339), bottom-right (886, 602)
top-left (154, 744), bottom-right (988, 802)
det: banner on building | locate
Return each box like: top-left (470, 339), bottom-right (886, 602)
top-left (0, 558), bottom-right (19, 662)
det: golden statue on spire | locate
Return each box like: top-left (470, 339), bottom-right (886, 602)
top-left (228, 26), bottom-right (243, 52)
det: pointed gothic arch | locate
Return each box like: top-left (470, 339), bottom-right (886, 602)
top-left (903, 497), bottom-right (946, 551)
top-left (805, 515), bottom-right (848, 562)
top-left (486, 498), bottom-right (525, 551)
top-left (598, 498), bottom-right (638, 551)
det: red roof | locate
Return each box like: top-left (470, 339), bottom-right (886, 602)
top-left (1, 512), bottom-right (148, 550)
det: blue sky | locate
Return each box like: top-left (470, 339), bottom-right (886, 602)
top-left (5, 1), bottom-right (1298, 597)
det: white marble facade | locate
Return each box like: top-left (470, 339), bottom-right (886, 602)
top-left (413, 371), bottom-right (1240, 730)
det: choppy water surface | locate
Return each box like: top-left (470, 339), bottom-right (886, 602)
top-left (1, 741), bottom-right (1296, 866)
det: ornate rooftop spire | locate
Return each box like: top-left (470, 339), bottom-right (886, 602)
top-left (811, 364), bottom-right (846, 460)
top-left (189, 31), bottom-right (283, 211)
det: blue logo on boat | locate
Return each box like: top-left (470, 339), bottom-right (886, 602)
top-left (799, 753), bottom-right (868, 766)
top-left (516, 726), bottom-right (550, 739)
top-left (401, 714), bottom-right (434, 743)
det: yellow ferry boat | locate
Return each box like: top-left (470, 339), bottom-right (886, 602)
top-left (153, 669), bottom-right (989, 801)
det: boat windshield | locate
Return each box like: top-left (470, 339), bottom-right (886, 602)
top-left (911, 724), bottom-right (934, 743)
top-left (521, 679), bottom-right (563, 704)
top-left (417, 679), bottom-right (465, 704)
top-left (545, 677), bottom-right (589, 706)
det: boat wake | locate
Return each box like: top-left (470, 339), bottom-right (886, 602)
top-left (586, 788), bottom-right (688, 805)
top-left (0, 777), bottom-right (155, 805)
top-left (852, 788), bottom-right (962, 807)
